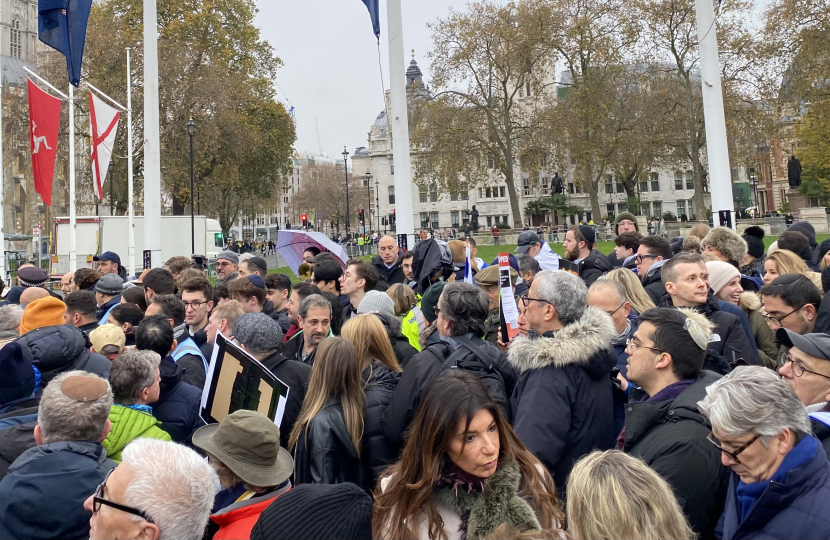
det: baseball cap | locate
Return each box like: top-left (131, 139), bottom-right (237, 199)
top-left (89, 324), bottom-right (126, 355)
top-left (515, 231), bottom-right (540, 254)
top-left (93, 251), bottom-right (121, 265)
top-left (776, 329), bottom-right (830, 362)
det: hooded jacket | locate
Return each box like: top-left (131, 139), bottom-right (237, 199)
top-left (259, 350), bottom-right (312, 450)
top-left (508, 306), bottom-right (617, 493)
top-left (102, 405), bottom-right (172, 462)
top-left (362, 364), bottom-right (400, 490)
top-left (210, 484), bottom-right (291, 540)
top-left (738, 292), bottom-right (779, 369)
top-left (372, 253), bottom-right (407, 287)
top-left (576, 250), bottom-right (611, 287)
top-left (97, 294), bottom-right (122, 325)
top-left (0, 441), bottom-right (115, 540)
top-left (293, 396), bottom-right (363, 487)
top-left (15, 325), bottom-right (111, 389)
top-left (150, 356), bottom-right (204, 443)
top-left (0, 420), bottom-right (37, 478)
top-left (623, 371), bottom-right (729, 537)
top-left (641, 262), bottom-right (667, 305)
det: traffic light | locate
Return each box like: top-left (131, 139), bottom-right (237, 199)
top-left (301, 214), bottom-right (308, 229)
top-left (358, 209), bottom-right (365, 225)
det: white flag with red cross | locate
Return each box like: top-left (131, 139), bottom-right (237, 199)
top-left (89, 91), bottom-right (120, 200)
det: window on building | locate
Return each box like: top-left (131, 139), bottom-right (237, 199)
top-left (617, 181), bottom-right (625, 194)
top-left (523, 178), bottom-right (531, 196)
top-left (686, 171), bottom-right (694, 190)
top-left (640, 180), bottom-right (649, 193)
top-left (461, 182), bottom-right (469, 200)
top-left (541, 178), bottom-right (549, 195)
top-left (526, 83), bottom-right (532, 97)
top-left (674, 171), bottom-right (683, 190)
top-left (605, 174), bottom-right (613, 194)
top-left (419, 186), bottom-right (427, 203)
top-left (677, 200), bottom-right (686, 218)
top-left (487, 216), bottom-right (493, 227)
top-left (653, 201), bottom-right (662, 216)
top-left (503, 215), bottom-right (509, 224)
top-left (430, 212), bottom-right (439, 229)
top-left (650, 172), bottom-right (659, 192)
top-left (488, 157), bottom-right (494, 169)
top-left (569, 183), bottom-right (575, 194)
top-left (688, 199), bottom-right (694, 218)
top-left (10, 19), bottom-right (21, 59)
top-left (451, 211), bottom-right (460, 227)
top-left (420, 212), bottom-right (429, 229)
top-left (641, 203), bottom-right (651, 217)
top-left (485, 187), bottom-right (493, 198)
top-left (390, 159), bottom-right (394, 175)
top-left (450, 190), bottom-right (458, 201)
top-left (606, 204), bottom-right (615, 218)
top-left (388, 186), bottom-right (395, 204)
top-left (518, 87), bottom-right (524, 98)
top-left (429, 184), bottom-right (438, 202)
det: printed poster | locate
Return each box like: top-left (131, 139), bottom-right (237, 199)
top-left (498, 253), bottom-right (520, 340)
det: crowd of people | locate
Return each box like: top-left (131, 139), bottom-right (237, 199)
top-left (0, 217), bottom-right (829, 540)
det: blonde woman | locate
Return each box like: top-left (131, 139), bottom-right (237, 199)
top-left (689, 222), bottom-right (710, 240)
top-left (605, 268), bottom-right (656, 315)
top-left (386, 283), bottom-right (417, 318)
top-left (341, 315), bottom-right (402, 489)
top-left (567, 450), bottom-right (695, 540)
top-left (289, 337), bottom-right (365, 487)
top-left (763, 249), bottom-right (809, 284)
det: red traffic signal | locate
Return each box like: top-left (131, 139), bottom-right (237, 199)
top-left (301, 214), bottom-right (307, 221)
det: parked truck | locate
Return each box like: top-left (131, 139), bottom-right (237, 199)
top-left (53, 216), bottom-right (224, 275)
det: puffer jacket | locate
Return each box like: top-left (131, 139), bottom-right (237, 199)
top-left (0, 419), bottom-right (37, 479)
top-left (102, 405), bottom-right (172, 462)
top-left (293, 397), bottom-right (362, 487)
top-left (738, 292), bottom-right (779, 369)
top-left (575, 250), bottom-right (611, 287)
top-left (150, 356), bottom-right (204, 443)
top-left (15, 325), bottom-right (111, 389)
top-left (362, 364), bottom-right (400, 491)
top-left (508, 307), bottom-right (617, 493)
top-left (0, 441), bottom-right (115, 540)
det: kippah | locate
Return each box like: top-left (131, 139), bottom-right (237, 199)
top-left (61, 376), bottom-right (108, 402)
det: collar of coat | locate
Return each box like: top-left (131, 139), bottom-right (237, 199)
top-left (507, 306), bottom-right (616, 373)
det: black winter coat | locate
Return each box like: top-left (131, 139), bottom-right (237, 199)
top-left (659, 295), bottom-right (761, 371)
top-left (623, 371), bottom-right (729, 537)
top-left (372, 254), bottom-right (407, 287)
top-left (278, 331), bottom-right (317, 366)
top-left (811, 414), bottom-right (830, 459)
top-left (383, 335), bottom-right (517, 447)
top-left (151, 356), bottom-right (204, 443)
top-left (260, 351), bottom-right (312, 450)
top-left (374, 312), bottom-right (418, 369)
top-left (0, 441), bottom-right (115, 540)
top-left (362, 364), bottom-right (400, 490)
top-left (576, 250), bottom-right (611, 287)
top-left (642, 266), bottom-right (667, 305)
top-left (814, 293), bottom-right (830, 335)
top-left (293, 397), bottom-right (363, 487)
top-left (0, 419), bottom-right (37, 479)
top-left (507, 307), bottom-right (617, 495)
top-left (15, 325), bottom-right (111, 389)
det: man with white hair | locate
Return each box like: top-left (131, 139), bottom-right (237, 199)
top-left (699, 366), bottom-right (830, 539)
top-left (508, 270), bottom-right (617, 493)
top-left (0, 371), bottom-right (114, 539)
top-left (84, 438), bottom-right (219, 540)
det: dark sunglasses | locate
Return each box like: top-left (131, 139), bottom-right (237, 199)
top-left (518, 295), bottom-right (553, 308)
top-left (706, 432), bottom-right (760, 464)
top-left (93, 468), bottom-right (154, 523)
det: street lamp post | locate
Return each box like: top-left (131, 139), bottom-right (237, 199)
top-left (108, 161), bottom-right (115, 215)
top-left (187, 118), bottom-right (196, 255)
top-left (375, 179), bottom-right (380, 233)
top-left (342, 147), bottom-right (350, 234)
top-left (365, 170), bottom-right (372, 234)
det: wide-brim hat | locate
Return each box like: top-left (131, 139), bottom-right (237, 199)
top-left (192, 410), bottom-right (293, 487)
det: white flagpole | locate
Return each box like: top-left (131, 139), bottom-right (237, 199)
top-left (69, 84), bottom-right (76, 272)
top-left (143, 0), bottom-right (162, 268)
top-left (126, 48), bottom-right (134, 279)
top-left (0, 56), bottom-right (5, 283)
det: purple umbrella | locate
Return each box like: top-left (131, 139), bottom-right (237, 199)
top-left (275, 230), bottom-right (349, 277)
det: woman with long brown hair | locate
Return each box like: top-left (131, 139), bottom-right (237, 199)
top-left (373, 370), bottom-right (563, 540)
top-left (341, 314), bottom-right (402, 490)
top-left (288, 337), bottom-right (365, 487)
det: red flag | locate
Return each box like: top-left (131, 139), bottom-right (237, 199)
top-left (28, 79), bottom-right (61, 206)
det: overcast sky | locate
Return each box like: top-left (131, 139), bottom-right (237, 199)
top-left (253, 0), bottom-right (497, 166)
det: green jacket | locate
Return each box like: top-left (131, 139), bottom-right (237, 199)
top-left (740, 292), bottom-right (779, 369)
top-left (483, 310), bottom-right (501, 345)
top-left (103, 405), bottom-right (171, 462)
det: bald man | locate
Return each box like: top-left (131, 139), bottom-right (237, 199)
top-left (60, 271), bottom-right (75, 294)
top-left (20, 287), bottom-right (50, 305)
top-left (371, 235), bottom-right (406, 286)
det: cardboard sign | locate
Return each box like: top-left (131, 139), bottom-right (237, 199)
top-left (559, 259), bottom-right (580, 277)
top-left (498, 253), bottom-right (520, 340)
top-left (200, 333), bottom-right (290, 428)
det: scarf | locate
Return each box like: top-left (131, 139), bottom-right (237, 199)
top-left (122, 403), bottom-right (153, 415)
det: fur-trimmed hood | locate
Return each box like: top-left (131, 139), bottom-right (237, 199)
top-left (507, 306), bottom-right (617, 374)
top-left (738, 291), bottom-right (762, 312)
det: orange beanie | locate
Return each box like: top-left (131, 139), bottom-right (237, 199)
top-left (19, 297), bottom-right (67, 335)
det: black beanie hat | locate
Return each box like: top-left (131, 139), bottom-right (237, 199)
top-left (250, 482), bottom-right (372, 540)
top-left (0, 342), bottom-right (36, 406)
top-left (742, 226), bottom-right (766, 259)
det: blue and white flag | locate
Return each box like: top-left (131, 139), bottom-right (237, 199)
top-left (361, 0), bottom-right (380, 38)
top-left (464, 243), bottom-right (475, 284)
top-left (38, 0), bottom-right (93, 87)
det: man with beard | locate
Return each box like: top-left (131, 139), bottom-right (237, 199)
top-left (282, 282), bottom-right (321, 342)
top-left (279, 294), bottom-right (331, 365)
top-left (563, 225), bottom-right (611, 287)
top-left (400, 252), bottom-right (416, 286)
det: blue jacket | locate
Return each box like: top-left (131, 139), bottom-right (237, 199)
top-left (0, 441), bottom-right (115, 539)
top-left (97, 294), bottom-right (122, 325)
top-left (716, 435), bottom-right (830, 539)
top-left (151, 356), bottom-right (204, 443)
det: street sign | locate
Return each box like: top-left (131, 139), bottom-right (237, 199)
top-left (32, 228), bottom-right (40, 236)
top-left (143, 250), bottom-right (152, 269)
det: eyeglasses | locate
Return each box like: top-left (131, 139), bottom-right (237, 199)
top-left (606, 302), bottom-right (625, 317)
top-left (183, 300), bottom-right (207, 310)
top-left (634, 254), bottom-right (658, 264)
top-left (706, 432), bottom-right (761, 464)
top-left (779, 353), bottom-right (830, 381)
top-left (625, 338), bottom-right (664, 354)
top-left (93, 468), bottom-right (154, 523)
top-left (763, 305), bottom-right (804, 326)
top-left (518, 295), bottom-right (553, 308)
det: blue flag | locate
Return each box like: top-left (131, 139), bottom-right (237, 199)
top-left (361, 0), bottom-right (380, 38)
top-left (38, 0), bottom-right (93, 87)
